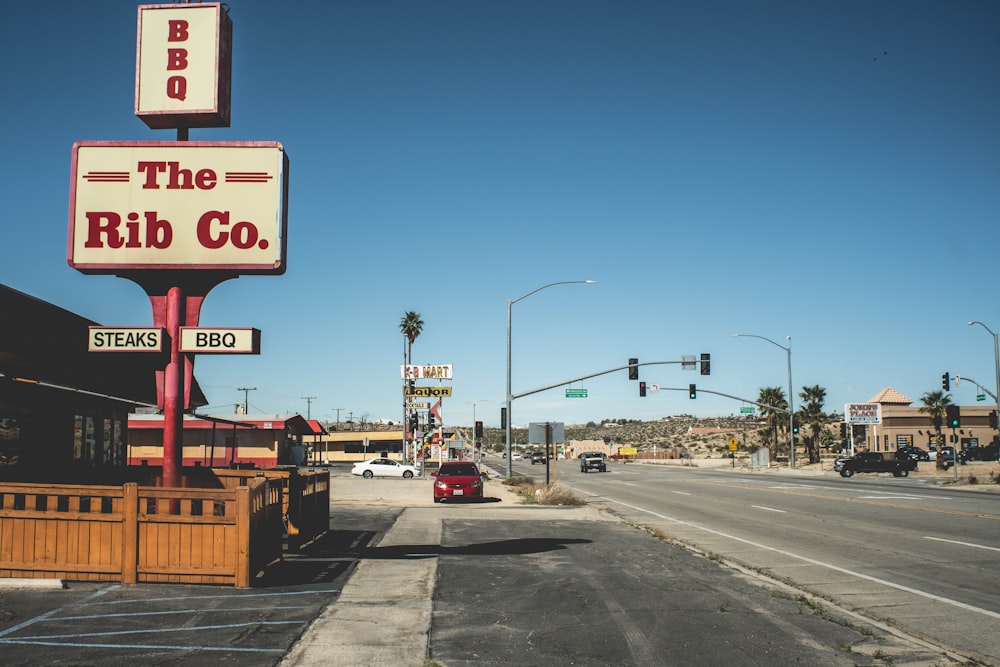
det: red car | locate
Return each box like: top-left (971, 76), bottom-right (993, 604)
top-left (432, 461), bottom-right (484, 502)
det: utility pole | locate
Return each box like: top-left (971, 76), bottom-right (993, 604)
top-left (237, 387), bottom-right (256, 414)
top-left (333, 407), bottom-right (344, 428)
top-left (301, 396), bottom-right (316, 419)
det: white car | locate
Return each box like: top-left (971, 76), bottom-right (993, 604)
top-left (351, 457), bottom-right (418, 479)
top-left (511, 453), bottom-right (522, 461)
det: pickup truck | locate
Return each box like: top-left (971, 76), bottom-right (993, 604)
top-left (579, 452), bottom-right (607, 473)
top-left (834, 452), bottom-right (917, 478)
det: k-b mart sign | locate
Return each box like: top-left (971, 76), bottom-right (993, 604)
top-left (845, 402), bottom-right (882, 425)
top-left (401, 364), bottom-right (453, 380)
top-left (68, 141), bottom-right (288, 274)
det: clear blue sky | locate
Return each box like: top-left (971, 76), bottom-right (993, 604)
top-left (4, 1), bottom-right (999, 427)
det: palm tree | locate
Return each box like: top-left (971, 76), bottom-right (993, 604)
top-left (399, 311), bottom-right (424, 365)
top-left (797, 385), bottom-right (827, 464)
top-left (757, 386), bottom-right (787, 458)
top-left (919, 390), bottom-right (952, 467)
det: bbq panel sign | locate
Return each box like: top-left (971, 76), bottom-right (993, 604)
top-left (68, 141), bottom-right (288, 274)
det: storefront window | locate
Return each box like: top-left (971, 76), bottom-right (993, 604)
top-left (0, 416), bottom-right (22, 467)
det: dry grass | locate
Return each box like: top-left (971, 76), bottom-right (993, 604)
top-left (502, 476), bottom-right (585, 505)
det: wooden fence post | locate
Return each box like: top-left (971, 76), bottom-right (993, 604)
top-left (122, 483), bottom-right (138, 584)
top-left (235, 486), bottom-right (250, 588)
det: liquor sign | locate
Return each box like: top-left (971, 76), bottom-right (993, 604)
top-left (68, 141), bottom-right (288, 274)
top-left (405, 386), bottom-right (453, 398)
top-left (845, 402), bottom-right (882, 425)
top-left (178, 327), bottom-right (260, 354)
top-left (135, 3), bottom-right (233, 129)
top-left (401, 364), bottom-right (453, 380)
top-left (89, 327), bottom-right (165, 352)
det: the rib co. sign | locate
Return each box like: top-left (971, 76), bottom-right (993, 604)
top-left (68, 141), bottom-right (288, 273)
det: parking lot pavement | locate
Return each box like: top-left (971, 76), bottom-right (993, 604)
top-left (0, 505), bottom-right (399, 667)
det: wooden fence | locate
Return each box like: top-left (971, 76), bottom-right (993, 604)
top-left (0, 479), bottom-right (284, 587)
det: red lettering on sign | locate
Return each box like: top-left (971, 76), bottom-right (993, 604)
top-left (83, 211), bottom-right (173, 249)
top-left (196, 211), bottom-right (269, 250)
top-left (166, 76), bottom-right (187, 101)
top-left (167, 20), bottom-right (189, 42)
top-left (166, 48), bottom-right (188, 71)
top-left (137, 162), bottom-right (217, 190)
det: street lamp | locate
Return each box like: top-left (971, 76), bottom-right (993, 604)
top-left (506, 280), bottom-right (595, 477)
top-left (967, 321), bottom-right (1000, 441)
top-left (733, 333), bottom-right (795, 469)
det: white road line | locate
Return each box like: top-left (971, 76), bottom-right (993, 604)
top-left (0, 639), bottom-right (284, 652)
top-left (752, 505), bottom-right (786, 513)
top-left (592, 492), bottom-right (1000, 620)
top-left (11, 621), bottom-right (303, 641)
top-left (671, 490), bottom-right (691, 495)
top-left (87, 589), bottom-right (338, 605)
top-left (924, 536), bottom-right (1000, 552)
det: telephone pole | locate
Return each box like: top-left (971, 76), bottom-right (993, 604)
top-left (237, 387), bottom-right (256, 414)
top-left (301, 396), bottom-right (317, 419)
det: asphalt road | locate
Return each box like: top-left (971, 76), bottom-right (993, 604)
top-left (550, 460), bottom-right (1000, 665)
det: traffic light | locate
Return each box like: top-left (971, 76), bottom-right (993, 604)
top-left (792, 417), bottom-right (799, 434)
top-left (945, 404), bottom-right (960, 428)
top-left (942, 373), bottom-right (950, 391)
top-left (428, 412), bottom-right (436, 428)
top-left (700, 353), bottom-right (711, 376)
top-left (500, 407), bottom-right (506, 429)
top-left (639, 381), bottom-right (647, 397)
top-left (990, 410), bottom-right (998, 429)
top-left (628, 358), bottom-right (639, 381)
top-left (408, 414), bottom-right (418, 433)
top-left (839, 423), bottom-right (847, 439)
top-left (475, 421), bottom-right (483, 438)
top-left (689, 384), bottom-right (696, 399)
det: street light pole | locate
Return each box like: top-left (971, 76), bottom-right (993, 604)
top-left (968, 321), bottom-right (1000, 443)
top-left (506, 280), bottom-right (595, 478)
top-left (734, 334), bottom-right (795, 469)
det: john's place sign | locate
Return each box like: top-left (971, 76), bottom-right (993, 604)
top-left (68, 141), bottom-right (288, 274)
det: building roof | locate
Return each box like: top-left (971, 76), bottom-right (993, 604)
top-left (867, 387), bottom-right (913, 405)
top-left (0, 283), bottom-right (206, 408)
top-left (129, 413), bottom-right (315, 434)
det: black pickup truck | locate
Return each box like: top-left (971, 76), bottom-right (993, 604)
top-left (834, 452), bottom-right (917, 478)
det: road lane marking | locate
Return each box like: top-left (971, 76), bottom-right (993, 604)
top-left (700, 482), bottom-right (994, 520)
top-left (591, 493), bottom-right (1000, 621)
top-left (671, 491), bottom-right (691, 495)
top-left (751, 505), bottom-right (786, 513)
top-left (924, 536), bottom-right (1000, 552)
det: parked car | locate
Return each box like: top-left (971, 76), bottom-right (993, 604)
top-left (351, 457), bottom-right (418, 479)
top-left (895, 445), bottom-right (930, 462)
top-left (432, 461), bottom-right (484, 502)
top-left (580, 452), bottom-right (607, 473)
top-left (530, 451), bottom-right (547, 464)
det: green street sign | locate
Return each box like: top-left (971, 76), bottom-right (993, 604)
top-left (740, 407), bottom-right (755, 414)
top-left (977, 394), bottom-right (986, 401)
top-left (565, 388), bottom-right (588, 398)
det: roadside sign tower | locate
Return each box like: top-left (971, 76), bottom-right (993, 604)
top-left (68, 4), bottom-right (288, 488)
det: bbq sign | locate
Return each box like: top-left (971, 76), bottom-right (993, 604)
top-left (135, 3), bottom-right (233, 129)
top-left (68, 141), bottom-right (289, 274)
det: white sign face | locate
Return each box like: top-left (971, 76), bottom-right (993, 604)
top-left (401, 364), bottom-right (453, 380)
top-left (68, 141), bottom-right (288, 274)
top-left (178, 327), bottom-right (260, 354)
top-left (845, 402), bottom-right (882, 424)
top-left (135, 3), bottom-right (232, 128)
top-left (89, 327), bottom-right (165, 352)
